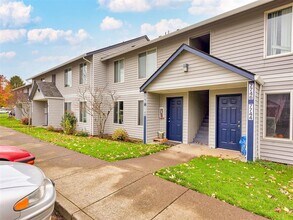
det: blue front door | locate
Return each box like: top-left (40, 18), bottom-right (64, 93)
top-left (167, 97), bottom-right (183, 142)
top-left (217, 95), bottom-right (242, 151)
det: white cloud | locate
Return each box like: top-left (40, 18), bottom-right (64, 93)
top-left (98, 0), bottom-right (189, 12)
top-left (188, 0), bottom-right (256, 15)
top-left (100, 16), bottom-right (123, 30)
top-left (27, 28), bottom-right (89, 45)
top-left (0, 51), bottom-right (16, 58)
top-left (31, 50), bottom-right (39, 55)
top-left (141, 19), bottom-right (189, 39)
top-left (0, 1), bottom-right (32, 27)
top-left (0, 29), bottom-right (26, 43)
top-left (98, 0), bottom-right (150, 12)
top-left (35, 56), bottom-right (69, 63)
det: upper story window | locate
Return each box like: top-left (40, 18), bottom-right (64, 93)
top-left (52, 74), bottom-right (56, 85)
top-left (114, 59), bottom-right (124, 83)
top-left (64, 68), bottom-right (72, 87)
top-left (266, 5), bottom-right (293, 57)
top-left (79, 63), bottom-right (87, 84)
top-left (138, 49), bottom-right (157, 79)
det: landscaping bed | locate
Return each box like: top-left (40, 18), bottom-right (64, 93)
top-left (156, 156), bottom-right (293, 220)
top-left (0, 114), bottom-right (167, 162)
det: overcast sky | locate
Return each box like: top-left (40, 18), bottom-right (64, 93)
top-left (0, 0), bottom-right (256, 82)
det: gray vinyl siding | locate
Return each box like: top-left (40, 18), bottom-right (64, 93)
top-left (48, 99), bottom-right (64, 128)
top-left (133, 0), bottom-right (291, 163)
top-left (211, 0), bottom-right (293, 164)
top-left (146, 93), bottom-right (160, 143)
top-left (91, 37), bottom-right (148, 136)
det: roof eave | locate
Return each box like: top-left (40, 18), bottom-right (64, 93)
top-left (102, 0), bottom-right (273, 61)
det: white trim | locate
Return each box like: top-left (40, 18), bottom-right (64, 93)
top-left (137, 47), bottom-right (157, 80)
top-left (263, 90), bottom-right (293, 142)
top-left (113, 100), bottom-right (124, 125)
top-left (263, 3), bottom-right (293, 59)
top-left (188, 31), bottom-right (211, 54)
top-left (64, 67), bottom-right (73, 88)
top-left (137, 100), bottom-right (144, 126)
top-left (79, 62), bottom-right (88, 85)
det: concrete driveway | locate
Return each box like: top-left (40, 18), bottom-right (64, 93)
top-left (0, 126), bottom-right (266, 220)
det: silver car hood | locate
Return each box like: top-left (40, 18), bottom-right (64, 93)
top-left (0, 161), bottom-right (44, 189)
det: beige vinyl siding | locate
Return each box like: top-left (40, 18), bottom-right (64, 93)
top-left (146, 93), bottom-right (160, 142)
top-left (48, 99), bottom-right (64, 128)
top-left (146, 51), bottom-right (248, 92)
top-left (209, 87), bottom-right (247, 148)
top-left (31, 101), bottom-right (46, 126)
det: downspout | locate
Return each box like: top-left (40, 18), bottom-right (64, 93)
top-left (255, 75), bottom-right (264, 160)
top-left (258, 84), bottom-right (263, 160)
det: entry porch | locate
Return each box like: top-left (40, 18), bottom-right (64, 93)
top-left (140, 44), bottom-right (262, 161)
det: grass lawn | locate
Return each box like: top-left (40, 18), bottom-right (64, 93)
top-left (0, 114), bottom-right (167, 162)
top-left (156, 156), bottom-right (293, 220)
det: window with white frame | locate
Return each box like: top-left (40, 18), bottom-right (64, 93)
top-left (265, 93), bottom-right (291, 139)
top-left (64, 68), bottom-right (72, 87)
top-left (266, 5), bottom-right (293, 57)
top-left (79, 102), bottom-right (87, 122)
top-left (64, 102), bottom-right (71, 113)
top-left (138, 49), bottom-right (157, 79)
top-left (138, 100), bottom-right (144, 126)
top-left (79, 63), bottom-right (87, 84)
top-left (114, 59), bottom-right (124, 83)
top-left (114, 101), bottom-right (123, 124)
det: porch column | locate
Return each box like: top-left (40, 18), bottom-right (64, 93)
top-left (143, 92), bottom-right (147, 144)
top-left (247, 81), bottom-right (255, 161)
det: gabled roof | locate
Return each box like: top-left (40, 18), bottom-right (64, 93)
top-left (27, 35), bottom-right (149, 80)
top-left (29, 82), bottom-right (63, 100)
top-left (140, 44), bottom-right (255, 92)
top-left (101, 0), bottom-right (273, 61)
top-left (12, 83), bottom-right (32, 92)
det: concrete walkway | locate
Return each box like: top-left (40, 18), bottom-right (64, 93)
top-left (0, 126), bottom-right (265, 220)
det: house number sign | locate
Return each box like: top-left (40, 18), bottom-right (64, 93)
top-left (248, 104), bottom-right (254, 120)
top-left (248, 82), bottom-right (254, 101)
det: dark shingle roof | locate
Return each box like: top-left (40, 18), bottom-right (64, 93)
top-left (29, 82), bottom-right (63, 100)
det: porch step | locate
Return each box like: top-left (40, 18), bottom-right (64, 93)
top-left (193, 114), bottom-right (209, 145)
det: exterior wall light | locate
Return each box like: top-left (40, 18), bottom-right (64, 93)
top-left (183, 64), bottom-right (189, 72)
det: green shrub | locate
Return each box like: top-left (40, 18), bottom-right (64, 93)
top-left (60, 112), bottom-right (77, 135)
top-left (21, 117), bottom-right (29, 125)
top-left (112, 128), bottom-right (129, 141)
top-left (75, 130), bottom-right (89, 137)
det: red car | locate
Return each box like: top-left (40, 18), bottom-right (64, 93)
top-left (0, 146), bottom-right (35, 164)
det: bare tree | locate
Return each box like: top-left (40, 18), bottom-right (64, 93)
top-left (78, 85), bottom-right (119, 136)
top-left (12, 91), bottom-right (31, 118)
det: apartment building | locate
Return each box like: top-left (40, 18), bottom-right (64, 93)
top-left (28, 0), bottom-right (293, 164)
